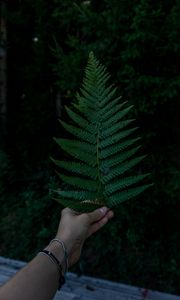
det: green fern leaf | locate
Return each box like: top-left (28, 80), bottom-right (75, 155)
top-left (101, 101), bottom-right (128, 122)
top-left (102, 155), bottom-right (146, 184)
top-left (99, 86), bottom-right (118, 106)
top-left (103, 146), bottom-right (141, 168)
top-left (51, 158), bottom-right (97, 179)
top-left (100, 137), bottom-right (141, 159)
top-left (103, 105), bottom-right (134, 129)
top-left (54, 190), bottom-right (97, 201)
top-left (107, 184), bottom-right (153, 207)
top-left (54, 138), bottom-right (96, 166)
top-left (105, 173), bottom-right (151, 195)
top-left (56, 173), bottom-right (97, 191)
top-left (100, 127), bottom-right (138, 148)
top-left (101, 119), bottom-right (135, 139)
top-left (100, 97), bottom-right (123, 117)
top-left (60, 121), bottom-right (96, 144)
top-left (53, 197), bottom-right (103, 212)
top-left (65, 106), bottom-right (91, 131)
top-left (51, 52), bottom-right (152, 212)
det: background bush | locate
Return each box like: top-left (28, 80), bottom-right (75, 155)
top-left (0, 0), bottom-right (180, 294)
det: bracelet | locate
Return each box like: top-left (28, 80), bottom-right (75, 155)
top-left (49, 238), bottom-right (68, 273)
top-left (38, 250), bottom-right (65, 290)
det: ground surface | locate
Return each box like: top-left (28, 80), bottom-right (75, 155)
top-left (0, 256), bottom-right (179, 300)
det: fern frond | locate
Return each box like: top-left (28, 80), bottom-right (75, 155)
top-left (56, 173), bottom-right (97, 191)
top-left (54, 138), bottom-right (96, 154)
top-left (94, 86), bottom-right (117, 108)
top-left (78, 91), bottom-right (97, 107)
top-left (54, 138), bottom-right (96, 166)
top-left (73, 103), bottom-right (97, 123)
top-left (100, 97), bottom-right (122, 116)
top-left (51, 158), bottom-right (97, 179)
top-left (51, 52), bottom-right (152, 212)
top-left (99, 85), bottom-right (118, 105)
top-left (103, 105), bottom-right (134, 128)
top-left (101, 101), bottom-right (128, 121)
top-left (53, 197), bottom-right (103, 212)
top-left (60, 121), bottom-right (96, 144)
top-left (102, 155), bottom-right (146, 183)
top-left (105, 173), bottom-right (151, 195)
top-left (65, 106), bottom-right (90, 130)
top-left (103, 146), bottom-right (141, 168)
top-left (107, 184), bottom-right (153, 207)
top-left (100, 127), bottom-right (138, 148)
top-left (100, 137), bottom-right (141, 159)
top-left (101, 119), bottom-right (135, 139)
top-left (54, 189), bottom-right (97, 201)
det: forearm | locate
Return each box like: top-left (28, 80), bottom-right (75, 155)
top-left (0, 207), bottom-right (113, 300)
top-left (0, 243), bottom-right (65, 300)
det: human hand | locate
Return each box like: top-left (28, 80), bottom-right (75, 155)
top-left (55, 207), bottom-right (114, 267)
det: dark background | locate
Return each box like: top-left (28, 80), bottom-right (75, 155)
top-left (0, 0), bottom-right (180, 294)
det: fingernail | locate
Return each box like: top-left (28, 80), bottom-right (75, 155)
top-left (109, 211), bottom-right (114, 218)
top-left (100, 207), bottom-right (108, 214)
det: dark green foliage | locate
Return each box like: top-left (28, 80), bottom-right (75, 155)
top-left (0, 150), bottom-right (10, 194)
top-left (52, 53), bottom-right (152, 212)
top-left (0, 150), bottom-right (59, 261)
top-left (1, 0), bottom-right (180, 295)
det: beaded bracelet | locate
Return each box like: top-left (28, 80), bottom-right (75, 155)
top-left (38, 250), bottom-right (65, 290)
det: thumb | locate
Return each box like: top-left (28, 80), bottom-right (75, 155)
top-left (87, 207), bottom-right (108, 223)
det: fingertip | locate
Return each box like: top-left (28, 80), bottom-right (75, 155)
top-left (101, 216), bottom-right (108, 225)
top-left (108, 210), bottom-right (114, 219)
top-left (99, 206), bottom-right (108, 214)
top-left (100, 211), bottom-right (114, 227)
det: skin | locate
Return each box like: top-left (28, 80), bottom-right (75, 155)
top-left (0, 206), bottom-right (114, 300)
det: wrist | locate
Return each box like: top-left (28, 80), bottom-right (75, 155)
top-left (39, 245), bottom-right (66, 289)
top-left (45, 243), bottom-right (64, 262)
top-left (55, 233), bottom-right (74, 256)
top-left (45, 241), bottom-right (67, 274)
